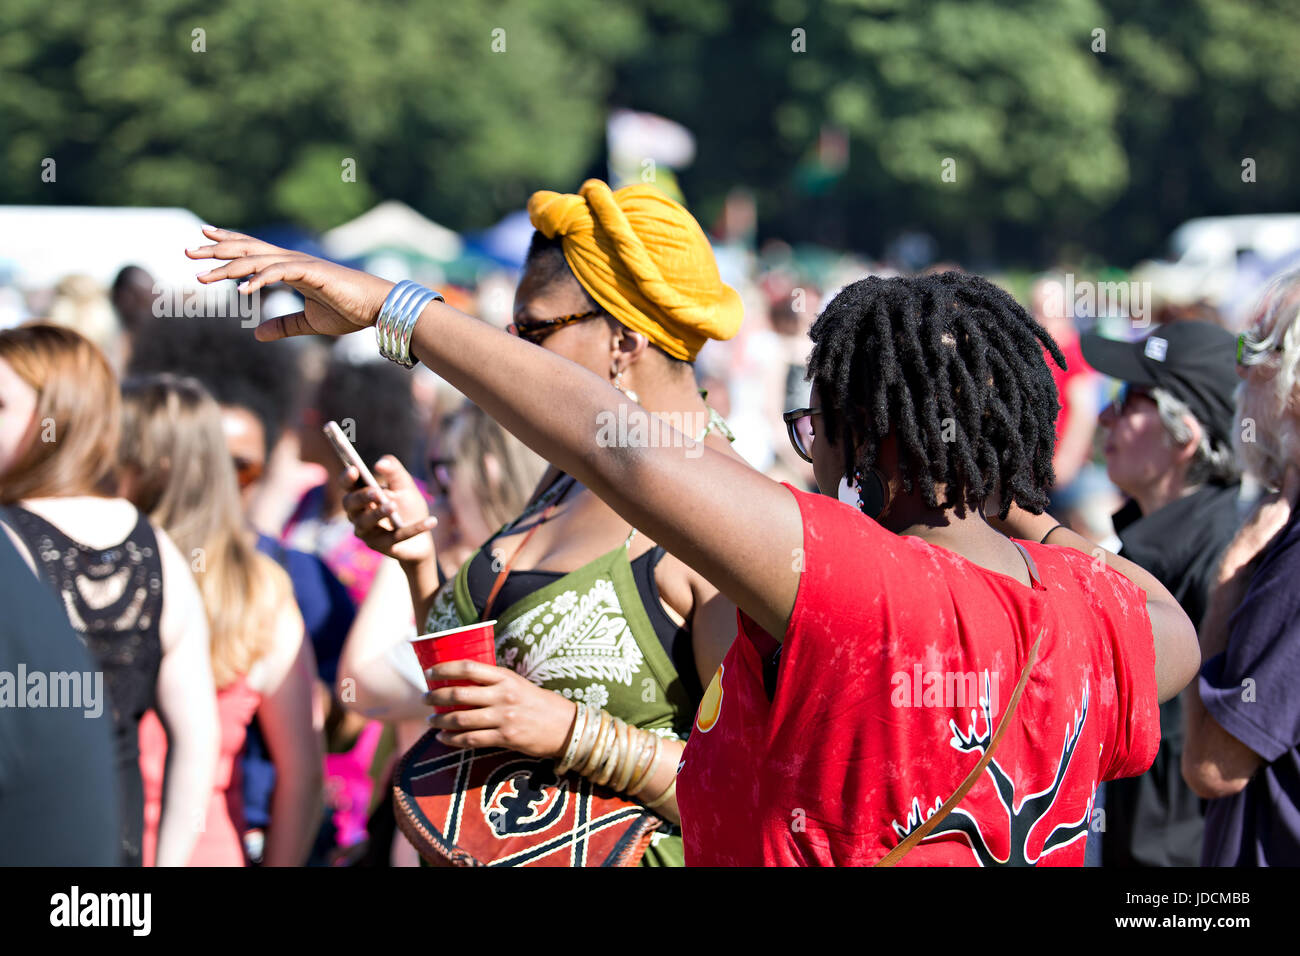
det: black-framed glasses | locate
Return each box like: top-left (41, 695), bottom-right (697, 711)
top-left (783, 406), bottom-right (822, 463)
top-left (507, 310), bottom-right (602, 345)
top-left (1108, 382), bottom-right (1153, 417)
top-left (1236, 328), bottom-right (1284, 367)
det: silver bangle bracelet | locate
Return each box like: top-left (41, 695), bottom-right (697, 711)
top-left (398, 288), bottom-right (437, 364)
top-left (376, 281), bottom-right (410, 363)
top-left (381, 282), bottom-right (441, 368)
top-left (377, 281), bottom-right (443, 368)
top-left (376, 280), bottom-right (415, 360)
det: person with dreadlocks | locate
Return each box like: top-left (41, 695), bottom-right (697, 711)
top-left (189, 226), bottom-right (1199, 865)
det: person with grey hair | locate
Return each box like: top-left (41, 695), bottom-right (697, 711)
top-left (1184, 269), bottom-right (1300, 866)
top-left (1081, 320), bottom-right (1244, 866)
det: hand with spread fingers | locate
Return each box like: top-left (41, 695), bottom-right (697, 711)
top-left (339, 457), bottom-right (437, 564)
top-left (424, 660), bottom-right (576, 760)
top-left (187, 226), bottom-right (394, 340)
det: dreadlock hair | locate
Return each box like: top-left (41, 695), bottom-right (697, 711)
top-left (523, 230), bottom-right (694, 373)
top-left (806, 272), bottom-right (1067, 518)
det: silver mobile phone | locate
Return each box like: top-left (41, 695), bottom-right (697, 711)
top-left (322, 420), bottom-right (404, 527)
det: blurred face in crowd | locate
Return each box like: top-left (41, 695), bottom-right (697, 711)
top-left (423, 426), bottom-right (498, 563)
top-left (220, 404), bottom-right (266, 508)
top-left (1098, 386), bottom-right (1184, 500)
top-left (423, 432), bottom-right (458, 543)
top-left (446, 455), bottom-right (492, 550)
top-left (511, 268), bottom-right (618, 379)
top-left (111, 268), bottom-right (156, 325)
top-left (0, 358), bottom-right (38, 478)
top-left (295, 404), bottom-right (334, 472)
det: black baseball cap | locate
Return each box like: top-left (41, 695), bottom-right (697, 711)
top-left (1080, 321), bottom-right (1239, 449)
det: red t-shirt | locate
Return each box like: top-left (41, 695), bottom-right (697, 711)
top-left (676, 484), bottom-right (1160, 866)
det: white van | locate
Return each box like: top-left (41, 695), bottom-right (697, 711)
top-left (1133, 214), bottom-right (1300, 325)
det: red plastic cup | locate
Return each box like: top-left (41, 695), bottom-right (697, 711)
top-left (409, 620), bottom-right (497, 714)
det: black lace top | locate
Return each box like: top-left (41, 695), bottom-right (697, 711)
top-left (3, 504), bottom-right (164, 866)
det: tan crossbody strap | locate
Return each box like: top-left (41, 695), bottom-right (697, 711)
top-left (876, 627), bottom-right (1045, 867)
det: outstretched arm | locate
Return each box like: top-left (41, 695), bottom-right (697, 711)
top-left (401, 307), bottom-right (804, 639)
top-left (192, 232), bottom-right (804, 640)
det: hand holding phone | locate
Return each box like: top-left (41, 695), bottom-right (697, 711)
top-left (323, 420), bottom-right (405, 528)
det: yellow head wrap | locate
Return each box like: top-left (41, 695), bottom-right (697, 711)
top-left (526, 179), bottom-right (743, 361)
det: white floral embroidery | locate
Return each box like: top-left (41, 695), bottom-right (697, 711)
top-left (576, 682), bottom-right (609, 709)
top-left (500, 579), bottom-right (645, 694)
top-left (425, 589), bottom-right (462, 634)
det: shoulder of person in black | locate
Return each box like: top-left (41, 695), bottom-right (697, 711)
top-left (1104, 480), bottom-right (1242, 867)
top-left (1113, 480), bottom-right (1243, 631)
top-left (464, 543), bottom-right (704, 705)
top-left (0, 526), bottom-right (121, 865)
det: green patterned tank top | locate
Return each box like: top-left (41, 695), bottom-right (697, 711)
top-left (424, 479), bottom-right (695, 867)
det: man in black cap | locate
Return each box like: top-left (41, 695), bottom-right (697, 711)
top-left (1080, 319), bottom-right (1244, 867)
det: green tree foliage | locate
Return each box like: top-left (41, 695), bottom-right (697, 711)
top-left (2, 0), bottom-right (1297, 263)
top-left (618, 0), bottom-right (1127, 259)
top-left (0, 0), bottom-right (641, 230)
top-left (616, 0), bottom-right (1300, 263)
top-left (1096, 0), bottom-right (1300, 260)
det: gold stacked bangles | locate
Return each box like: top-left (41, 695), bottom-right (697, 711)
top-left (555, 702), bottom-right (671, 805)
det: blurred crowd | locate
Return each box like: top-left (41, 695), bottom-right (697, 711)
top-left (2, 233), bottom-right (1298, 868)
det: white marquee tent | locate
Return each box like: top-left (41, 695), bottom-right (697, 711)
top-left (0, 206), bottom-right (212, 291)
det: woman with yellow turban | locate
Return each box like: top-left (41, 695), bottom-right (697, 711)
top-left (191, 181), bottom-right (745, 866)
